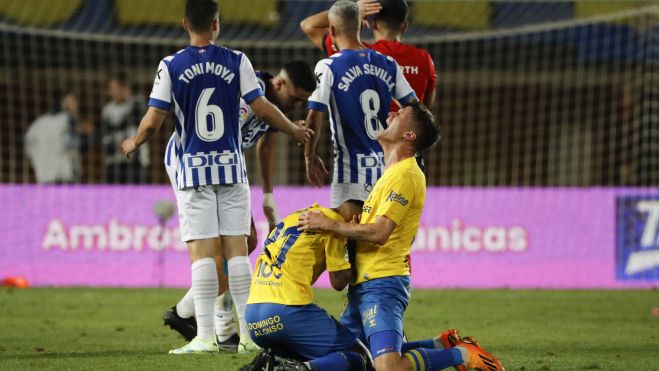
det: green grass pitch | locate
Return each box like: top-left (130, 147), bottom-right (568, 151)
top-left (0, 288), bottom-right (657, 370)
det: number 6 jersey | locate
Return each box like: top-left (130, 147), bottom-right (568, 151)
top-left (148, 45), bottom-right (264, 189)
top-left (307, 49), bottom-right (416, 185)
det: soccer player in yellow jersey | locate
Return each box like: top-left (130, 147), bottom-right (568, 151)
top-left (244, 203), bottom-right (372, 371)
top-left (300, 102), bottom-right (504, 371)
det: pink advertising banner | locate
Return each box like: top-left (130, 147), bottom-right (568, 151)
top-left (1, 185), bottom-right (658, 288)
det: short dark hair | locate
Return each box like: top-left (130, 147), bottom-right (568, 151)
top-left (282, 60), bottom-right (316, 92)
top-left (408, 101), bottom-right (440, 152)
top-left (109, 71), bottom-right (128, 86)
top-left (375, 0), bottom-right (408, 29)
top-left (185, 0), bottom-right (218, 33)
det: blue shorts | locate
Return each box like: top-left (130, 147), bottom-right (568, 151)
top-left (245, 302), bottom-right (358, 360)
top-left (339, 276), bottom-right (411, 357)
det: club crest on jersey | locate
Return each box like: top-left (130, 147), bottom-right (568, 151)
top-left (386, 190), bottom-right (409, 206)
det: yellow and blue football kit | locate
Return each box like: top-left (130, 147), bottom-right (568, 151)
top-left (245, 205), bottom-right (358, 360)
top-left (339, 157), bottom-right (427, 358)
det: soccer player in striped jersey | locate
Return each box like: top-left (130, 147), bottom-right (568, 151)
top-left (304, 1), bottom-right (417, 210)
top-left (122, 0), bottom-right (312, 355)
top-left (162, 62), bottom-right (316, 351)
top-left (299, 103), bottom-right (504, 371)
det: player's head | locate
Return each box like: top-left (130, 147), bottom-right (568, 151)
top-left (328, 1), bottom-right (361, 42)
top-left (183, 0), bottom-right (219, 39)
top-left (272, 61), bottom-right (316, 113)
top-left (51, 90), bottom-right (78, 115)
top-left (107, 72), bottom-right (131, 103)
top-left (373, 0), bottom-right (409, 35)
top-left (379, 101), bottom-right (440, 152)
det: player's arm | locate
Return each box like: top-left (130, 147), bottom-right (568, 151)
top-left (304, 109), bottom-right (328, 187)
top-left (122, 107), bottom-right (167, 157)
top-left (249, 96), bottom-right (312, 145)
top-left (256, 132), bottom-right (280, 230)
top-left (300, 1), bottom-right (382, 52)
top-left (304, 60), bottom-right (334, 187)
top-left (300, 213), bottom-right (397, 246)
top-left (329, 269), bottom-right (352, 291)
top-left (299, 10), bottom-right (329, 51)
top-left (423, 51), bottom-right (438, 109)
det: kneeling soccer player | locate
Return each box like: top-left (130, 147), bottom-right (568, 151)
top-left (242, 202), bottom-right (372, 371)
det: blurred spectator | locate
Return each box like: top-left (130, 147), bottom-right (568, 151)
top-left (101, 72), bottom-right (149, 184)
top-left (24, 91), bottom-right (82, 184)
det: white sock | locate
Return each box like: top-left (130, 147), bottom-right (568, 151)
top-left (227, 256), bottom-right (252, 340)
top-left (176, 288), bottom-right (195, 319)
top-left (215, 291), bottom-right (237, 342)
top-left (191, 258), bottom-right (218, 341)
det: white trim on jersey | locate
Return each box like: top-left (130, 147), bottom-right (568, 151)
top-left (391, 57), bottom-right (415, 101)
top-left (308, 59), bottom-right (334, 111)
top-left (149, 58), bottom-right (173, 109)
top-left (172, 94), bottom-right (187, 188)
top-left (238, 53), bottom-right (262, 102)
top-left (329, 95), bottom-right (352, 184)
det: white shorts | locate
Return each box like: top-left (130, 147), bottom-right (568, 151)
top-left (176, 183), bottom-right (251, 242)
top-left (330, 183), bottom-right (373, 208)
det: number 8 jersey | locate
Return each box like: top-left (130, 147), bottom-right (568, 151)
top-left (307, 49), bottom-right (416, 185)
top-left (148, 45), bottom-right (264, 189)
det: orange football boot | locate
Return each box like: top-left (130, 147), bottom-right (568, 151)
top-left (454, 336), bottom-right (505, 371)
top-left (436, 329), bottom-right (461, 349)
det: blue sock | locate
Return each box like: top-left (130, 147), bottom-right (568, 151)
top-left (308, 351), bottom-right (364, 371)
top-left (401, 339), bottom-right (435, 353)
top-left (404, 348), bottom-right (463, 371)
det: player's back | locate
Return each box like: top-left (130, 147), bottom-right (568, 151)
top-left (370, 40), bottom-right (436, 109)
top-left (310, 49), bottom-right (415, 184)
top-left (247, 205), bottom-right (348, 306)
top-left (156, 44), bottom-right (263, 188)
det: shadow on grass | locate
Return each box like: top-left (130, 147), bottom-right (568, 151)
top-left (0, 350), bottom-right (177, 360)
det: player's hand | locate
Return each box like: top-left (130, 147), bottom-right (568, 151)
top-left (262, 193), bottom-right (280, 231)
top-left (292, 121), bottom-right (314, 146)
top-left (298, 210), bottom-right (335, 232)
top-left (358, 0), bottom-right (382, 29)
top-left (121, 138), bottom-right (137, 158)
top-left (305, 154), bottom-right (329, 188)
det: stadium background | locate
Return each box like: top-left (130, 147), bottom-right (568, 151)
top-left (1, 0), bottom-right (658, 289)
top-left (1, 1), bottom-right (659, 370)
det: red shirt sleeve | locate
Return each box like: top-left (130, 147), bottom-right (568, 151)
top-left (323, 33), bottom-right (338, 56)
top-left (425, 50), bottom-right (437, 90)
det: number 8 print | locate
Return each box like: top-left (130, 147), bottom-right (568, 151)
top-left (360, 89), bottom-right (382, 140)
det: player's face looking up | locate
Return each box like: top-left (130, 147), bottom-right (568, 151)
top-left (378, 105), bottom-right (417, 144)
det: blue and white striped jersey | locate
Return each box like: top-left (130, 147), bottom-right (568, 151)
top-left (165, 71), bottom-right (273, 171)
top-left (149, 44), bottom-right (264, 189)
top-left (307, 49), bottom-right (416, 185)
top-left (239, 71), bottom-right (276, 150)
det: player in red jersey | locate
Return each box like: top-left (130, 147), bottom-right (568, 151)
top-left (300, 0), bottom-right (436, 110)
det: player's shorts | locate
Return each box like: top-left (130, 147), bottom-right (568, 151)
top-left (176, 183), bottom-right (251, 241)
top-left (339, 275), bottom-right (411, 357)
top-left (330, 183), bottom-right (373, 208)
top-left (246, 302), bottom-right (358, 360)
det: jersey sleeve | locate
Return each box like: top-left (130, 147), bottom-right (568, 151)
top-left (424, 50), bottom-right (437, 91)
top-left (148, 59), bottom-right (173, 110)
top-left (239, 54), bottom-right (265, 104)
top-left (324, 234), bottom-right (350, 273)
top-left (391, 59), bottom-right (417, 105)
top-left (307, 60), bottom-right (334, 113)
top-left (374, 174), bottom-right (417, 226)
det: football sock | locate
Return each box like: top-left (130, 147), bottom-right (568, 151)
top-left (404, 348), bottom-right (463, 371)
top-left (215, 290), bottom-right (237, 342)
top-left (227, 256), bottom-right (252, 339)
top-left (307, 351), bottom-right (364, 371)
top-left (401, 339), bottom-right (436, 353)
top-left (191, 258), bottom-right (218, 341)
top-left (176, 288), bottom-right (195, 319)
